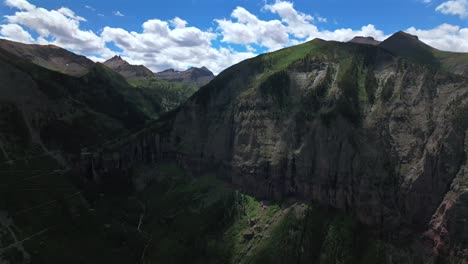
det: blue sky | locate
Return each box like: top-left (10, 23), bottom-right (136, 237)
top-left (1, 0), bottom-right (468, 73)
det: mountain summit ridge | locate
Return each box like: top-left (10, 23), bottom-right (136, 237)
top-left (103, 55), bottom-right (154, 80)
top-left (106, 55), bottom-right (129, 64)
top-left (378, 30), bottom-right (438, 65)
top-left (154, 65), bottom-right (214, 86)
top-left (0, 38), bottom-right (94, 76)
top-left (348, 36), bottom-right (381, 45)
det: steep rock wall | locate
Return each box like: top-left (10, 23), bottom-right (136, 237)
top-left (79, 43), bottom-right (468, 257)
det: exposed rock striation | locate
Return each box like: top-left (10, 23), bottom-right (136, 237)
top-left (80, 33), bottom-right (468, 260)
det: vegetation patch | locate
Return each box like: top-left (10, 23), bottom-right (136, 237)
top-left (259, 70), bottom-right (291, 108)
top-left (131, 77), bottom-right (199, 113)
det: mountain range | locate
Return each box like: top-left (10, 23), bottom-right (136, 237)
top-left (155, 66), bottom-right (215, 86)
top-left (0, 31), bottom-right (467, 264)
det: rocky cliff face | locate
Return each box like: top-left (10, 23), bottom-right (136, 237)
top-left (82, 33), bottom-right (468, 260)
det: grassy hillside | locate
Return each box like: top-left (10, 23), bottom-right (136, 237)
top-left (130, 77), bottom-right (199, 113)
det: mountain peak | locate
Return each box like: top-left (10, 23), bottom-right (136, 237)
top-left (103, 55), bottom-right (153, 80)
top-left (155, 66), bottom-right (214, 86)
top-left (104, 55), bottom-right (131, 69)
top-left (106, 55), bottom-right (128, 64)
top-left (310, 38), bottom-right (326, 43)
top-left (349, 36), bottom-right (381, 46)
top-left (392, 31), bottom-right (419, 40)
top-left (110, 55), bottom-right (122, 60)
top-left (379, 31), bottom-right (436, 65)
top-left (187, 66), bottom-right (213, 76)
top-left (379, 31), bottom-right (428, 50)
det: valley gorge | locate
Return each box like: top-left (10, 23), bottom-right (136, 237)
top-left (1, 31), bottom-right (468, 263)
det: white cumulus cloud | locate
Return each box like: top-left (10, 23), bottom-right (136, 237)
top-left (101, 18), bottom-right (255, 74)
top-left (0, 23), bottom-right (33, 43)
top-left (406, 23), bottom-right (468, 52)
top-left (4, 0), bottom-right (34, 11)
top-left (216, 7), bottom-right (289, 51)
top-left (436, 0), bottom-right (468, 18)
top-left (3, 0), bottom-right (112, 56)
top-left (170, 17), bottom-right (188, 29)
top-left (312, 24), bottom-right (387, 42)
top-left (57, 7), bottom-right (86, 21)
top-left (2, 0), bottom-right (468, 76)
top-left (264, 0), bottom-right (318, 38)
top-left (216, 1), bottom-right (385, 51)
